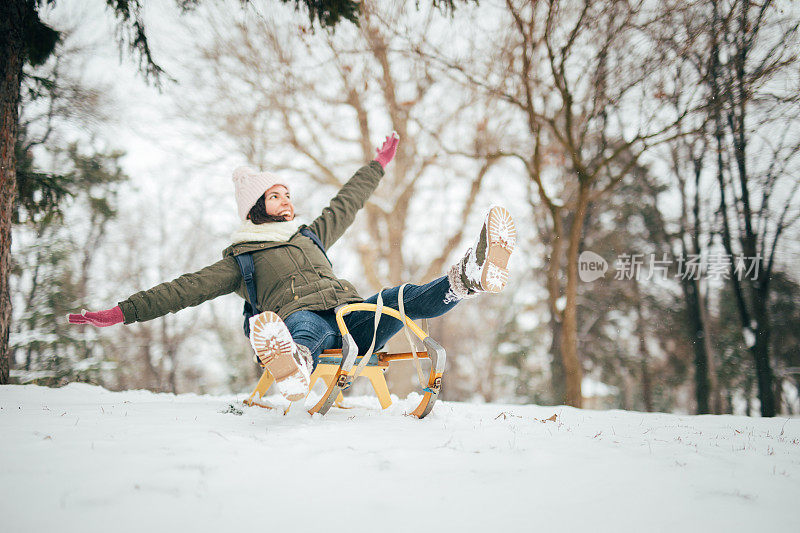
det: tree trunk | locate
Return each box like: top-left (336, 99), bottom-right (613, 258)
top-left (633, 279), bottom-right (653, 412)
top-left (681, 276), bottom-right (710, 414)
top-left (160, 318), bottom-right (178, 394)
top-left (744, 373), bottom-right (753, 417)
top-left (751, 297), bottom-right (775, 417)
top-left (545, 210), bottom-right (567, 404)
top-left (549, 314), bottom-right (566, 404)
top-left (697, 281), bottom-right (722, 413)
top-left (0, 2), bottom-right (25, 384)
top-left (561, 182), bottom-right (590, 408)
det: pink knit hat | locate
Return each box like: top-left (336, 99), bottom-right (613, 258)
top-left (232, 166), bottom-right (289, 220)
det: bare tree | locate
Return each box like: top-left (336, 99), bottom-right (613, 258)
top-left (643, 0), bottom-right (800, 416)
top-left (416, 0), bottom-right (690, 406)
top-left (646, 2), bottom-right (723, 413)
top-left (182, 2), bottom-right (501, 289)
top-left (704, 0), bottom-right (800, 417)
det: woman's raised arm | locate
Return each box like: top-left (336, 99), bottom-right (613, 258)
top-left (307, 132), bottom-right (399, 249)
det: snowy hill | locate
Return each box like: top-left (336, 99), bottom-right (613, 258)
top-left (1, 384), bottom-right (798, 532)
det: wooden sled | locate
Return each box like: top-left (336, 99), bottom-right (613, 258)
top-left (243, 302), bottom-right (446, 419)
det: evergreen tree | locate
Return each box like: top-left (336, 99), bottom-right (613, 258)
top-left (12, 140), bottom-right (127, 384)
top-left (9, 22), bottom-right (128, 384)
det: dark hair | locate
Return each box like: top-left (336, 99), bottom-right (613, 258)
top-left (247, 194), bottom-right (292, 224)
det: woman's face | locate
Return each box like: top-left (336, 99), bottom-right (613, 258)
top-left (263, 184), bottom-right (294, 221)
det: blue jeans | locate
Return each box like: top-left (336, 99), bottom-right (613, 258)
top-left (283, 276), bottom-right (460, 370)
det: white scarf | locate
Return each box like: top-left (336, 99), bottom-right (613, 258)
top-left (230, 219), bottom-right (302, 244)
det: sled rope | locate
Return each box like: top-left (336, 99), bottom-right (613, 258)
top-left (348, 284), bottom-right (426, 391)
top-left (348, 289), bottom-right (385, 385)
top-left (398, 284), bottom-right (427, 388)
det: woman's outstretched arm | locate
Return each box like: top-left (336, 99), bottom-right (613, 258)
top-left (68, 306), bottom-right (125, 327)
top-left (68, 256), bottom-right (242, 326)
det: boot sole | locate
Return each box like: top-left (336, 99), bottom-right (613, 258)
top-left (481, 206), bottom-right (516, 292)
top-left (250, 311), bottom-right (309, 402)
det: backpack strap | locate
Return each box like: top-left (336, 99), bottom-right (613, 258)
top-left (234, 252), bottom-right (260, 337)
top-left (300, 227), bottom-right (332, 266)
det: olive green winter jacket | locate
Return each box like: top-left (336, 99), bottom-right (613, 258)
top-left (117, 161), bottom-right (384, 324)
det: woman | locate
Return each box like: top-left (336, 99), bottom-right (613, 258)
top-left (68, 133), bottom-right (516, 401)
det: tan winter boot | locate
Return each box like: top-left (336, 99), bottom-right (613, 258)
top-left (249, 311), bottom-right (313, 402)
top-left (447, 206), bottom-right (516, 298)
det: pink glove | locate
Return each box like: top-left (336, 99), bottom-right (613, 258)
top-left (374, 131), bottom-right (400, 169)
top-left (68, 306), bottom-right (124, 327)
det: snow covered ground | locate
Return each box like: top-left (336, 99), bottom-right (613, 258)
top-left (1, 384), bottom-right (798, 532)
